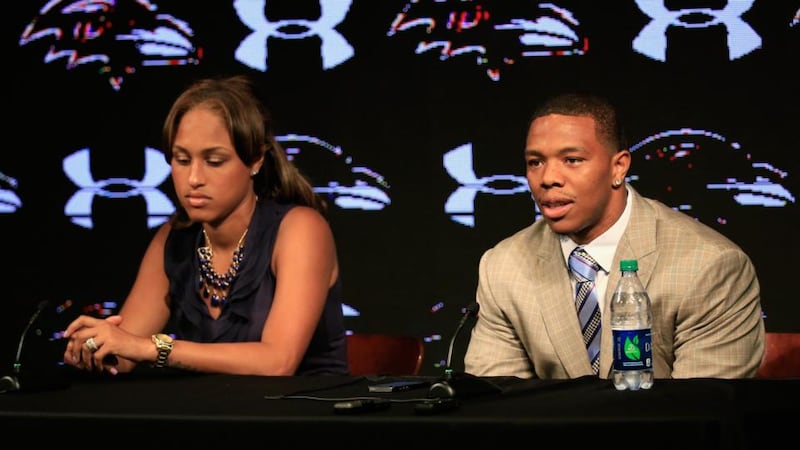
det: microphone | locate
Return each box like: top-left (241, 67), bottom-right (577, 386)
top-left (1, 299), bottom-right (68, 393)
top-left (428, 302), bottom-right (501, 399)
top-left (442, 302), bottom-right (480, 380)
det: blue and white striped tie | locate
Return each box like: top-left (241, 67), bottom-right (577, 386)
top-left (569, 247), bottom-right (602, 374)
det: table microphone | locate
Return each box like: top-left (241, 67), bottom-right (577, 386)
top-left (428, 302), bottom-right (500, 399)
top-left (0, 299), bottom-right (62, 394)
top-left (438, 302), bottom-right (480, 385)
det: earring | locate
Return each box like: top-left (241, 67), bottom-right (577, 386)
top-left (251, 170), bottom-right (258, 176)
top-left (614, 179), bottom-right (622, 187)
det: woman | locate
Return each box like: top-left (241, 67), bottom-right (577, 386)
top-left (62, 75), bottom-right (348, 376)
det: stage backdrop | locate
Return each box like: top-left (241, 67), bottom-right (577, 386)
top-left (3, 1), bottom-right (798, 376)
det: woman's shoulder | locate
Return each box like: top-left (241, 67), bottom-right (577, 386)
top-left (281, 204), bottom-right (331, 230)
top-left (256, 200), bottom-right (332, 241)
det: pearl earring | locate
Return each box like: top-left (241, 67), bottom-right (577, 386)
top-left (251, 170), bottom-right (258, 176)
top-left (614, 179), bottom-right (622, 187)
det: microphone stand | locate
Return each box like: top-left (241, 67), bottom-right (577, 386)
top-left (427, 303), bottom-right (502, 399)
top-left (1, 299), bottom-right (69, 393)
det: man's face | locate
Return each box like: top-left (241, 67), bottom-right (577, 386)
top-left (524, 113), bottom-right (628, 244)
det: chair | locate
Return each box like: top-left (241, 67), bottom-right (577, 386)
top-left (346, 333), bottom-right (425, 376)
top-left (756, 332), bottom-right (800, 378)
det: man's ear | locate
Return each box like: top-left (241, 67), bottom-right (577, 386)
top-left (613, 149), bottom-right (631, 182)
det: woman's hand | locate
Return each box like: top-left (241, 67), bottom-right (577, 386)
top-left (62, 315), bottom-right (140, 375)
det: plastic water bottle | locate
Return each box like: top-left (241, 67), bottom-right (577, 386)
top-left (610, 259), bottom-right (654, 390)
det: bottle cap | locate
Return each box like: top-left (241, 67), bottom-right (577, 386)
top-left (620, 259), bottom-right (638, 271)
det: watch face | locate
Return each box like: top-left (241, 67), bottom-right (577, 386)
top-left (153, 334), bottom-right (173, 349)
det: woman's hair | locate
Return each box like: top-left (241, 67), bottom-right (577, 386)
top-left (162, 75), bottom-right (326, 227)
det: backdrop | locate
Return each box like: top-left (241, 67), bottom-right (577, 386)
top-left (3, 0), bottom-right (798, 376)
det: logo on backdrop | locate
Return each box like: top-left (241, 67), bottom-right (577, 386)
top-left (633, 0), bottom-right (761, 61)
top-left (443, 143), bottom-right (530, 227)
top-left (58, 135), bottom-right (389, 227)
top-left (627, 128), bottom-right (795, 225)
top-left (63, 148), bottom-right (175, 229)
top-left (442, 129), bottom-right (795, 229)
top-left (278, 134), bottom-right (391, 211)
top-left (19, 0), bottom-right (783, 87)
top-left (234, 0), bottom-right (354, 71)
top-left (388, 1), bottom-right (586, 81)
top-left (0, 171), bottom-right (22, 214)
top-left (19, 0), bottom-right (202, 90)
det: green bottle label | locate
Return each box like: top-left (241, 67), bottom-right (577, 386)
top-left (612, 329), bottom-right (653, 370)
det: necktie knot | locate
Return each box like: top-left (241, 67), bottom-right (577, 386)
top-left (569, 247), bottom-right (600, 282)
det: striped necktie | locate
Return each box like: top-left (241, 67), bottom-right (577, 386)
top-left (569, 247), bottom-right (602, 374)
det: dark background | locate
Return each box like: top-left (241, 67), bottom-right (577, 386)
top-left (3, 1), bottom-right (798, 376)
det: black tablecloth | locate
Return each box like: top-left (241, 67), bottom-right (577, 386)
top-left (1, 368), bottom-right (797, 449)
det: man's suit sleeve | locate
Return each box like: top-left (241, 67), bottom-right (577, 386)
top-left (670, 246), bottom-right (765, 378)
top-left (463, 247), bottom-right (536, 378)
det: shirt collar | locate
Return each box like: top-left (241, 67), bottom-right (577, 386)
top-left (560, 186), bottom-right (632, 274)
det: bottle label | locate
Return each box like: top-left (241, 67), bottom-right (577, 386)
top-left (612, 329), bottom-right (653, 370)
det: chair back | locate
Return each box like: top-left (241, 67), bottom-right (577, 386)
top-left (346, 333), bottom-right (424, 376)
top-left (757, 332), bottom-right (800, 378)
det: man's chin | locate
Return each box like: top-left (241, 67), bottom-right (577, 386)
top-left (544, 217), bottom-right (575, 235)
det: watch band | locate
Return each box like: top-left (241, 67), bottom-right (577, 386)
top-left (151, 334), bottom-right (174, 368)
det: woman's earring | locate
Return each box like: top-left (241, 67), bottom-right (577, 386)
top-left (251, 170), bottom-right (258, 176)
top-left (614, 179), bottom-right (622, 187)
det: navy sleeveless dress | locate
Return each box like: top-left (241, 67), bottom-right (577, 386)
top-left (163, 198), bottom-right (348, 375)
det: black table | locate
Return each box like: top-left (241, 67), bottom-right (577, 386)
top-left (1, 369), bottom-right (797, 449)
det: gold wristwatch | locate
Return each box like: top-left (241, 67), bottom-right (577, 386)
top-left (151, 333), bottom-right (174, 368)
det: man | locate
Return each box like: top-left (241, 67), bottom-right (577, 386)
top-left (464, 92), bottom-right (765, 379)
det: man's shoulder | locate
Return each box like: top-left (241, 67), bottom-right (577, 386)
top-left (639, 195), bottom-right (743, 250)
top-left (486, 220), bottom-right (550, 257)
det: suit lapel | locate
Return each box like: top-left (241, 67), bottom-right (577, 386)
top-left (613, 187), bottom-right (658, 289)
top-left (534, 227), bottom-right (595, 377)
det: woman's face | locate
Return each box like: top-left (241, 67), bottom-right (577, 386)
top-left (169, 106), bottom-right (255, 225)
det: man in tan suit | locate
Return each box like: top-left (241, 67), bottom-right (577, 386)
top-left (464, 92), bottom-right (765, 379)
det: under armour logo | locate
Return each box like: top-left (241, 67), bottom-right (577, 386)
top-left (63, 148), bottom-right (175, 229)
top-left (234, 0), bottom-right (354, 71)
top-left (443, 143), bottom-right (529, 227)
top-left (633, 0), bottom-right (761, 61)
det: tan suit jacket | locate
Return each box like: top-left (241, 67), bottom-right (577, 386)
top-left (464, 186), bottom-right (765, 379)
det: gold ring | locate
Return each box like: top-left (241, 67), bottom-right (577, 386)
top-left (85, 337), bottom-right (99, 352)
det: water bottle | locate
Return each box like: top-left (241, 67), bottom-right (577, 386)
top-left (610, 259), bottom-right (654, 390)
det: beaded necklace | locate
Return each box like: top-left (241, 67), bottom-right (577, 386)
top-left (197, 227), bottom-right (248, 307)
